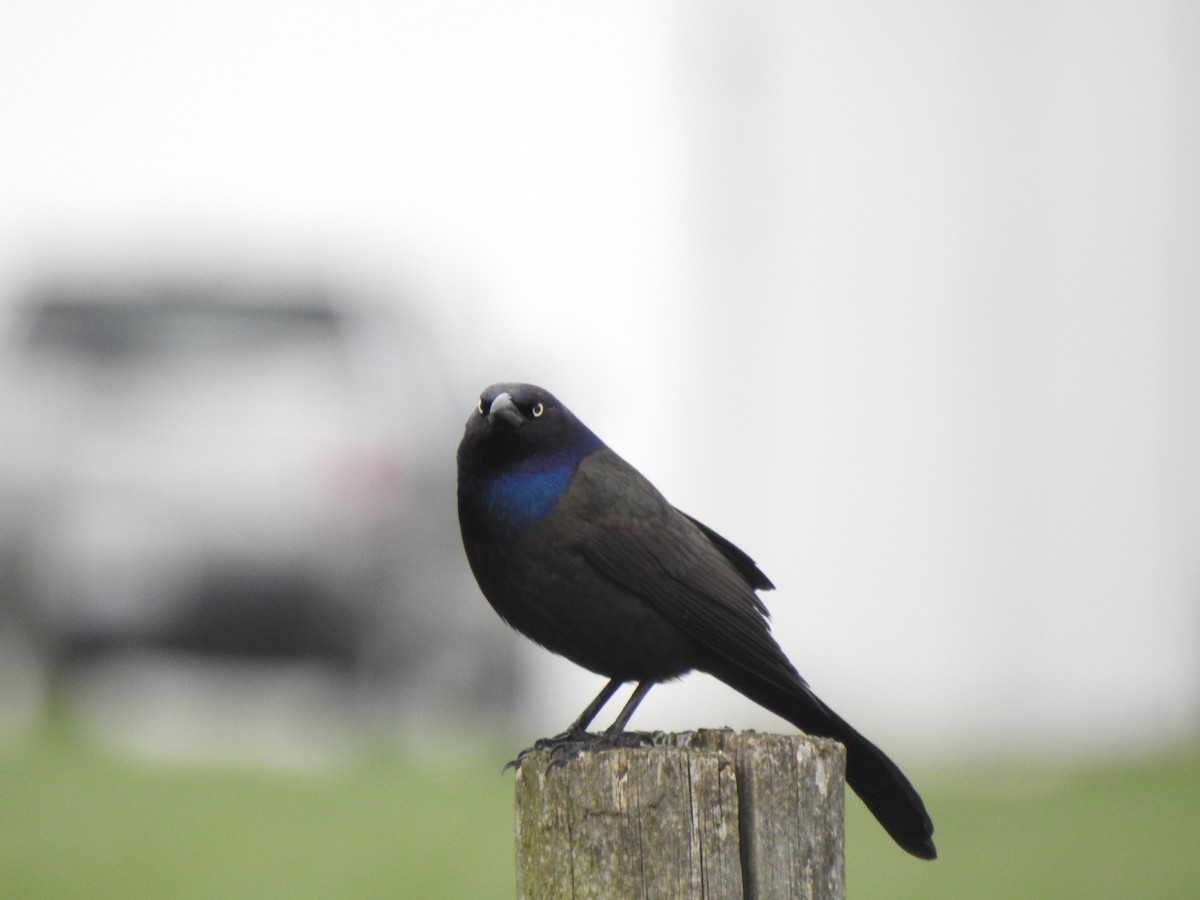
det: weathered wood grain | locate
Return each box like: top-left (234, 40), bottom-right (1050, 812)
top-left (515, 730), bottom-right (845, 899)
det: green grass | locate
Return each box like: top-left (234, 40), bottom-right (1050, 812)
top-left (0, 723), bottom-right (515, 899)
top-left (845, 749), bottom-right (1200, 899)
top-left (2, 723), bottom-right (1197, 898)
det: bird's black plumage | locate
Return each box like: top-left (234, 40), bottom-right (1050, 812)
top-left (457, 382), bottom-right (936, 860)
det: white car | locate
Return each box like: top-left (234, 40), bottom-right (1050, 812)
top-left (0, 275), bottom-right (510, 730)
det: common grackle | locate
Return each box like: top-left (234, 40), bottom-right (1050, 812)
top-left (456, 382), bottom-right (936, 859)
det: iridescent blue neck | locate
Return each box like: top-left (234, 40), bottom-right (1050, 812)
top-left (478, 428), bottom-right (603, 529)
top-left (481, 463), bottom-right (576, 528)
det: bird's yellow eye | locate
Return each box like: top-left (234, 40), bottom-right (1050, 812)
top-left (532, 402), bottom-right (544, 418)
top-left (477, 399), bottom-right (485, 415)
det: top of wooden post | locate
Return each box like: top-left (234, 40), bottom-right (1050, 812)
top-left (515, 730), bottom-right (846, 900)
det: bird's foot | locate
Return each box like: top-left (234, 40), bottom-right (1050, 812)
top-left (502, 726), bottom-right (584, 773)
top-left (503, 729), bottom-right (655, 773)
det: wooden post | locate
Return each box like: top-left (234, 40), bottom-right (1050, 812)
top-left (514, 730), bottom-right (846, 899)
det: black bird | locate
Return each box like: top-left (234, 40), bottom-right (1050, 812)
top-left (457, 382), bottom-right (936, 860)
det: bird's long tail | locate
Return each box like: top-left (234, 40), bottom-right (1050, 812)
top-left (708, 663), bottom-right (937, 860)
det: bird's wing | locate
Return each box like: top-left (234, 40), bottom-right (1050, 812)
top-left (572, 451), bottom-right (806, 693)
top-left (680, 511), bottom-right (775, 592)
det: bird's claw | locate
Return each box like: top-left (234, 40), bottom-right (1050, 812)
top-left (503, 729), bottom-right (654, 773)
top-left (501, 725), bottom-right (583, 773)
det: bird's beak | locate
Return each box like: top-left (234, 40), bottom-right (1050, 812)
top-left (488, 392), bottom-right (525, 429)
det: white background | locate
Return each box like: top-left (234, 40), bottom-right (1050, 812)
top-left (2, 0), bottom-right (1196, 758)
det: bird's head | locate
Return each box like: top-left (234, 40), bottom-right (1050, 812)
top-left (459, 382), bottom-right (604, 474)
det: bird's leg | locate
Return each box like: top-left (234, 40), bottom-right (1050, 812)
top-left (555, 680), bottom-right (657, 759)
top-left (503, 678), bottom-right (623, 771)
top-left (504, 680), bottom-right (657, 771)
top-left (604, 680), bottom-right (654, 735)
top-left (565, 677), bottom-right (624, 737)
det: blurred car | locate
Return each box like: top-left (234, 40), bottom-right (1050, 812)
top-left (0, 272), bottom-right (511, 733)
